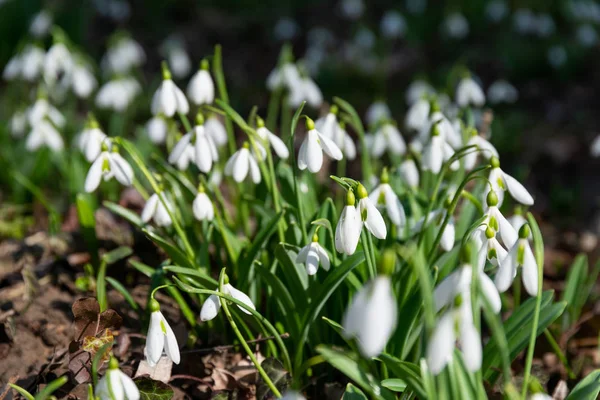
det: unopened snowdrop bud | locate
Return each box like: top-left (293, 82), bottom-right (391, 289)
top-left (151, 61), bottom-right (189, 117)
top-left (225, 142), bottom-right (262, 183)
top-left (95, 357), bottom-right (140, 400)
top-left (144, 299), bottom-right (180, 367)
top-left (141, 190), bottom-right (173, 227)
top-left (342, 268), bottom-right (397, 357)
top-left (193, 113), bottom-right (219, 173)
top-left (370, 122), bottom-right (406, 158)
top-left (488, 156), bottom-right (534, 206)
top-left (256, 117), bottom-right (289, 159)
top-left (298, 117), bottom-right (343, 173)
top-left (464, 128), bottom-right (498, 170)
top-left (369, 168), bottom-right (406, 227)
top-left (456, 75), bottom-right (485, 108)
top-left (200, 277), bottom-right (256, 321)
top-left (296, 232), bottom-right (330, 275)
top-left (187, 59), bottom-right (215, 105)
top-left (400, 158), bottom-right (420, 189)
top-left (335, 190), bottom-right (362, 255)
top-left (146, 116), bottom-right (168, 144)
top-left (193, 185), bottom-right (214, 221)
top-left (357, 183), bottom-right (387, 239)
top-left (79, 116), bottom-right (107, 162)
top-left (423, 124), bottom-right (445, 174)
top-left (84, 145), bottom-right (134, 193)
top-left (495, 223), bottom-right (538, 296)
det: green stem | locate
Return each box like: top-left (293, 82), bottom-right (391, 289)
top-left (97, 259), bottom-right (108, 312)
top-left (289, 102), bottom-right (308, 243)
top-left (212, 44), bottom-right (236, 155)
top-left (460, 190), bottom-right (484, 215)
top-left (217, 270), bottom-right (282, 397)
top-left (543, 329), bottom-right (576, 379)
top-left (361, 232), bottom-right (376, 279)
top-left (280, 96), bottom-right (291, 143)
top-left (266, 147), bottom-right (285, 242)
top-left (481, 288), bottom-right (512, 388)
top-left (178, 112), bottom-right (193, 133)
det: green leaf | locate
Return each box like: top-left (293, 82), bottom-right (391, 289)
top-left (380, 379), bottom-right (407, 393)
top-left (254, 264), bottom-right (299, 336)
top-left (256, 358), bottom-right (291, 400)
top-left (9, 384), bottom-right (34, 400)
top-left (239, 211), bottom-right (284, 271)
top-left (102, 246), bottom-right (133, 264)
top-left (143, 228), bottom-right (195, 270)
top-left (565, 369), bottom-right (600, 400)
top-left (129, 259), bottom-right (155, 277)
top-left (562, 254), bottom-right (588, 329)
top-left (76, 193), bottom-right (98, 265)
top-left (275, 243), bottom-right (309, 307)
top-left (163, 265), bottom-right (217, 287)
top-left (134, 377), bottom-right (175, 400)
top-left (317, 346), bottom-right (394, 400)
top-left (35, 376), bottom-right (68, 400)
top-left (311, 218), bottom-right (332, 233)
top-left (378, 354), bottom-right (427, 399)
top-left (103, 201), bottom-right (143, 227)
top-left (106, 277), bottom-right (139, 311)
top-left (342, 383), bottom-right (369, 399)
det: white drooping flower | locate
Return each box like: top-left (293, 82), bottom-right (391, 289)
top-left (315, 108), bottom-right (356, 160)
top-left (204, 115), bottom-right (228, 147)
top-left (365, 101), bottom-right (391, 126)
top-left (193, 187), bottom-right (214, 221)
top-left (28, 98), bottom-right (65, 128)
top-left (44, 42), bottom-right (73, 88)
top-left (200, 281), bottom-right (256, 321)
top-left (479, 190), bottom-right (518, 249)
top-left (463, 128), bottom-right (499, 170)
top-left (256, 117), bottom-right (289, 159)
top-left (422, 130), bottom-right (445, 174)
top-left (380, 10), bottom-right (407, 39)
top-left (78, 117), bottom-right (107, 162)
top-left (151, 63), bottom-right (189, 117)
top-left (102, 36), bottom-right (146, 74)
top-left (298, 118), bottom-right (343, 173)
top-left (10, 110), bottom-right (27, 138)
top-left (369, 122), bottom-right (406, 158)
top-left (288, 76), bottom-right (323, 108)
top-left (225, 142), bottom-right (264, 183)
top-left (417, 108), bottom-right (462, 150)
top-left (167, 46), bottom-right (191, 79)
top-left (442, 12), bottom-right (470, 39)
top-left (487, 80), bottom-right (518, 104)
top-left (335, 190), bottom-right (363, 256)
top-left (3, 53), bottom-right (22, 81)
top-left (296, 233), bottom-right (330, 275)
top-left (405, 80), bottom-right (435, 105)
top-left (25, 120), bottom-right (64, 152)
top-left (72, 61), bottom-right (98, 98)
top-left (369, 170), bottom-right (406, 227)
top-left (405, 98), bottom-right (430, 132)
top-left (456, 76), bottom-right (485, 108)
top-left (495, 224), bottom-right (538, 296)
top-left (141, 192), bottom-right (173, 227)
top-left (5, 45), bottom-right (46, 81)
top-left (399, 158), bottom-right (420, 189)
top-left (187, 60), bottom-right (214, 105)
top-left (29, 10), bottom-right (53, 38)
top-left (168, 114), bottom-right (218, 173)
top-left (146, 116), bottom-right (168, 144)
top-left (95, 78), bottom-right (141, 111)
top-left (95, 357), bottom-right (140, 400)
top-left (266, 62), bottom-right (301, 91)
top-left (342, 275), bottom-right (397, 358)
top-left (144, 299), bottom-right (180, 367)
top-left (344, 182), bottom-right (388, 242)
top-left (477, 226), bottom-right (509, 270)
top-left (84, 145), bottom-right (134, 193)
top-left (488, 156), bottom-right (534, 207)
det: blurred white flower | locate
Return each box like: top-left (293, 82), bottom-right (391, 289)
top-left (296, 235), bottom-right (330, 275)
top-left (26, 120), bottom-right (63, 152)
top-left (591, 134), bottom-right (600, 157)
top-left (496, 224), bottom-right (538, 296)
top-left (485, 0), bottom-right (508, 23)
top-left (225, 143), bottom-right (263, 183)
top-left (95, 358), bottom-right (139, 400)
top-left (513, 9), bottom-right (537, 35)
top-left (204, 116), bottom-right (228, 147)
top-left (547, 45), bottom-right (567, 69)
top-left (339, 0), bottom-right (364, 20)
top-left (166, 46), bottom-right (191, 79)
top-left (405, 80), bottom-right (435, 105)
top-left (381, 10), bottom-right (406, 39)
top-left (281, 392), bottom-right (306, 400)
top-left (288, 76), bottom-right (323, 108)
top-left (168, 131), bottom-right (196, 171)
top-left (141, 192), bottom-right (173, 227)
top-left (79, 120), bottom-right (107, 162)
top-left (405, 98), bottom-right (430, 132)
top-left (256, 118), bottom-right (289, 159)
top-left (369, 172), bottom-right (406, 227)
top-left (29, 10), bottom-right (52, 38)
top-left (487, 80), bottom-right (518, 104)
top-left (103, 36), bottom-right (146, 74)
top-left (72, 61), bottom-right (97, 98)
top-left (488, 157), bottom-right (534, 207)
top-left (536, 13), bottom-right (556, 38)
top-left (187, 60), bottom-right (214, 105)
top-left (152, 65), bottom-right (189, 117)
top-left (44, 42), bottom-right (73, 88)
top-left (442, 12), bottom-right (469, 39)
top-left (96, 78), bottom-right (141, 111)
top-left (144, 299), bottom-right (180, 366)
top-left (267, 63), bottom-right (301, 91)
top-left (577, 24), bottom-right (598, 47)
top-left (274, 17), bottom-right (300, 41)
top-left (365, 101), bottom-right (391, 126)
top-left (193, 189), bottom-right (214, 221)
top-left (10, 110), bottom-right (27, 138)
top-left (146, 116), bottom-right (168, 144)
top-left (298, 119), bottom-right (343, 173)
top-left (28, 98), bottom-right (65, 128)
top-left (456, 77), bottom-right (485, 108)
top-left (200, 283), bottom-right (255, 321)
top-left (369, 122), bottom-right (406, 158)
top-left (84, 147), bottom-right (134, 193)
top-left (400, 158), bottom-right (420, 189)
top-left (464, 130), bottom-right (498, 170)
top-left (3, 54), bottom-right (21, 81)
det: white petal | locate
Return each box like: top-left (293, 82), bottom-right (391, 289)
top-left (495, 243), bottom-right (518, 293)
top-left (205, 117), bottom-right (228, 146)
top-left (195, 129), bottom-right (213, 173)
top-left (193, 193), bottom-right (213, 221)
top-left (268, 132), bottom-right (289, 159)
top-left (385, 125), bottom-right (407, 155)
top-left (162, 315), bottom-right (180, 364)
top-left (232, 148), bottom-right (250, 182)
top-left (314, 243), bottom-right (330, 271)
top-left (343, 132), bottom-right (357, 160)
top-left (305, 130), bottom-right (324, 173)
top-left (227, 284), bottom-right (256, 315)
top-left (459, 321), bottom-right (482, 372)
top-left (118, 372), bottom-right (140, 400)
top-left (434, 267), bottom-right (471, 312)
top-left (106, 370), bottom-right (125, 400)
top-left (224, 151), bottom-right (239, 177)
top-left (479, 272), bottom-right (502, 313)
top-left (335, 213), bottom-right (344, 253)
top-left (159, 80), bottom-right (177, 117)
top-left (495, 208), bottom-right (518, 248)
top-left (400, 159), bottom-right (419, 189)
top-left (502, 170), bottom-right (534, 206)
top-left (169, 132), bottom-right (193, 164)
top-left (424, 136), bottom-right (443, 173)
top-left (440, 219), bottom-right (455, 251)
top-left (145, 311), bottom-right (165, 367)
top-left (85, 155), bottom-right (106, 193)
top-left (295, 245), bottom-right (311, 263)
top-left (474, 136), bottom-right (498, 159)
top-left (317, 131), bottom-right (343, 161)
top-left (521, 242), bottom-right (538, 296)
top-left (297, 137), bottom-right (308, 170)
top-left (384, 185), bottom-right (405, 227)
top-left (110, 154), bottom-right (134, 186)
top-left (362, 199), bottom-right (387, 239)
top-left (427, 312), bottom-right (455, 375)
top-left (173, 84), bottom-right (189, 114)
top-left (200, 294), bottom-right (221, 321)
top-left (341, 206), bottom-right (362, 255)
top-left (248, 154), bottom-right (262, 183)
top-left (141, 194), bottom-right (159, 223)
top-left (371, 132), bottom-right (387, 158)
top-left (305, 247), bottom-right (320, 275)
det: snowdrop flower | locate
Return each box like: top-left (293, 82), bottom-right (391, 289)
top-left (204, 115), bottom-right (228, 147)
top-left (200, 278), bottom-right (255, 321)
top-left (411, 208), bottom-right (455, 252)
top-left (225, 142), bottom-right (263, 183)
top-left (357, 183), bottom-right (387, 239)
top-left (29, 10), bottom-right (52, 38)
top-left (577, 24), bottom-right (598, 47)
top-left (168, 114), bottom-right (218, 173)
top-left (485, 0), bottom-right (508, 23)
top-left (274, 17), bottom-right (300, 41)
top-left (422, 123), bottom-right (458, 174)
top-left (369, 168), bottom-right (406, 227)
top-left (146, 116), bottom-right (168, 144)
top-left (400, 158), bottom-right (420, 189)
top-left (508, 206), bottom-right (528, 234)
top-left (168, 131), bottom-right (196, 171)
top-left (529, 394), bottom-right (551, 400)
top-left (256, 117), bottom-right (289, 159)
top-left (464, 128), bottom-right (498, 170)
top-left (496, 224), bottom-right (538, 296)
top-left (193, 185), bottom-right (214, 221)
top-left (406, 80), bottom-right (435, 105)
top-left (478, 226), bottom-right (509, 271)
top-left (84, 144), bottom-right (134, 193)
top-left (480, 190), bottom-right (518, 249)
top-left (103, 36), bottom-right (146, 74)
top-left (340, 0), bottom-right (364, 20)
top-left (365, 101), bottom-right (391, 126)
top-left (145, 299), bottom-right (180, 366)
top-left (296, 232), bottom-right (330, 275)
top-left (28, 98), bottom-right (65, 128)
top-left (380, 10), bottom-right (406, 39)
top-left (78, 116), bottom-right (107, 162)
top-left (417, 105), bottom-right (462, 149)
top-left (95, 357), bottom-right (140, 400)
top-left (442, 12), bottom-right (470, 39)
top-left (44, 42), bottom-right (73, 87)
top-left (3, 53), bottom-right (21, 80)
top-left (141, 191), bottom-right (173, 227)
top-left (334, 122), bottom-right (357, 160)
top-left (487, 80), bottom-right (518, 104)
top-left (289, 76), bottom-right (323, 108)
top-left (167, 46), bottom-right (191, 79)
top-left (281, 391), bottom-right (306, 400)
top-left (298, 118), bottom-right (343, 173)
top-left (26, 120), bottom-right (64, 152)
top-left (187, 59), bottom-right (214, 105)
top-left (547, 46), bottom-right (567, 69)
top-left (405, 98), bottom-right (430, 132)
top-left (10, 110), bottom-right (27, 138)
top-left (456, 76), bottom-right (485, 108)
top-left (72, 61), bottom-right (97, 98)
top-left (370, 121), bottom-right (406, 158)
top-left (488, 157), bottom-right (534, 206)
top-left (266, 62), bottom-right (301, 92)
top-left (335, 190), bottom-right (362, 255)
top-left (152, 62), bottom-right (189, 117)
top-left (17, 45), bottom-right (46, 81)
top-left (315, 106), bottom-right (338, 138)
top-left (342, 250), bottom-right (397, 357)
top-left (95, 78), bottom-right (141, 111)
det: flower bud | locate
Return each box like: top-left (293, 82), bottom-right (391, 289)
top-left (108, 356), bottom-right (119, 370)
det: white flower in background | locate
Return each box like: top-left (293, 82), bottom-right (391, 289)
top-left (274, 17), bottom-right (300, 41)
top-left (456, 76), bottom-right (485, 108)
top-left (298, 118), bottom-right (343, 173)
top-left (200, 280), bottom-right (256, 321)
top-left (288, 76), bottom-right (323, 108)
top-left (152, 63), bottom-right (189, 117)
top-left (10, 45), bottom-right (46, 81)
top-left (281, 391), bottom-right (307, 400)
top-left (487, 80), bottom-right (518, 104)
top-left (488, 157), bottom-right (534, 206)
top-left (315, 107), bottom-right (338, 137)
top-left (193, 186), bottom-right (214, 221)
top-left (144, 299), bottom-right (180, 366)
top-left (256, 117), bottom-right (289, 159)
top-left (342, 275), bottom-right (397, 357)
top-left (369, 169), bottom-right (406, 227)
top-left (3, 53), bottom-right (21, 80)
top-left (95, 78), bottom-right (141, 111)
top-left (422, 129), bottom-right (445, 174)
top-left (591, 135), bottom-right (600, 157)
top-left (141, 192), bottom-right (173, 227)
top-left (84, 145), bottom-right (134, 193)
top-left (95, 357), bottom-right (140, 400)
top-left (26, 120), bottom-right (64, 152)
top-left (577, 24), bottom-right (598, 47)
top-left (44, 42), bottom-right (73, 87)
top-left (335, 190), bottom-right (362, 255)
top-left (267, 62), bottom-right (301, 91)
top-left (296, 232), bottom-right (330, 275)
top-left (381, 10), bottom-right (406, 39)
top-left (78, 117), bottom-right (107, 162)
top-left (339, 0), bottom-right (364, 20)
top-left (194, 115), bottom-right (219, 173)
top-left (365, 101), bottom-right (391, 126)
top-left (536, 13), bottom-right (555, 38)
top-left (485, 0), bottom-right (508, 23)
top-left (28, 98), bottom-right (65, 128)
top-left (529, 393), bottom-right (552, 400)
top-left (205, 115), bottom-right (228, 147)
top-left (187, 59), bottom-right (214, 105)
top-left (513, 9), bottom-right (536, 35)
top-left (29, 10), bottom-right (52, 38)
top-left (72, 61), bottom-right (97, 98)
top-left (168, 131), bottom-right (196, 171)
top-left (405, 98), bottom-right (430, 132)
top-left (406, 80), bottom-right (435, 105)
top-left (411, 209), bottom-right (455, 252)
top-left (495, 224), bottom-right (538, 296)
top-left (417, 108), bottom-right (462, 149)
top-left (442, 12), bottom-right (469, 39)
top-left (225, 142), bottom-right (263, 183)
top-left (167, 46), bottom-right (191, 79)
top-left (464, 128), bottom-right (498, 170)
top-left (103, 36), bottom-right (146, 74)
top-left (369, 122), bottom-right (406, 158)
top-left (400, 158), bottom-right (420, 189)
top-left (508, 207), bottom-right (528, 234)
top-left (480, 190), bottom-right (518, 249)
top-left (333, 122), bottom-right (357, 160)
top-left (547, 45), bottom-right (567, 69)
top-left (146, 116), bottom-right (168, 144)
top-left (10, 110), bottom-right (27, 138)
